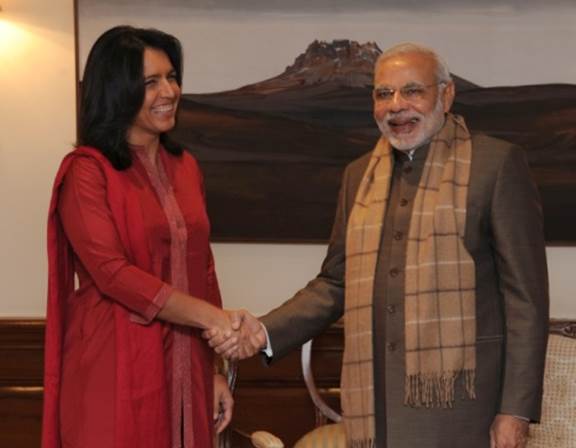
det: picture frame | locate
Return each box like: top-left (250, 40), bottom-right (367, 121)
top-left (76, 0), bottom-right (576, 244)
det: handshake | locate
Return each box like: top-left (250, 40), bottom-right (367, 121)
top-left (202, 309), bottom-right (267, 360)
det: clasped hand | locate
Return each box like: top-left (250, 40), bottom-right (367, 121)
top-left (203, 309), bottom-right (266, 360)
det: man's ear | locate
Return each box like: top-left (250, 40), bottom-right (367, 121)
top-left (442, 80), bottom-right (455, 112)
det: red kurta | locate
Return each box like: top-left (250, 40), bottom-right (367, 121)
top-left (43, 146), bottom-right (221, 448)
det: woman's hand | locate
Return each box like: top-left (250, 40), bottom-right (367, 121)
top-left (213, 373), bottom-right (234, 434)
top-left (205, 309), bottom-right (242, 358)
top-left (156, 291), bottom-right (242, 356)
top-left (157, 292), bottom-right (241, 356)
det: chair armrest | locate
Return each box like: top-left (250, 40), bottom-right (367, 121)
top-left (301, 340), bottom-right (342, 423)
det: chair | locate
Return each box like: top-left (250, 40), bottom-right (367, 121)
top-left (296, 321), bottom-right (576, 447)
top-left (293, 339), bottom-right (345, 448)
top-left (527, 321), bottom-right (576, 448)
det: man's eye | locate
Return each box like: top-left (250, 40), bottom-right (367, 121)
top-left (375, 89), bottom-right (393, 100)
top-left (403, 87), bottom-right (424, 97)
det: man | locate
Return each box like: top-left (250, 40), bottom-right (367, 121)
top-left (208, 43), bottom-right (549, 448)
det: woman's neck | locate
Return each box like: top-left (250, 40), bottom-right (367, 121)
top-left (128, 135), bottom-right (161, 163)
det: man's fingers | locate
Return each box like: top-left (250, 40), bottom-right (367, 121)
top-left (490, 414), bottom-right (529, 448)
top-left (248, 335), bottom-right (262, 352)
top-left (228, 309), bottom-right (244, 331)
top-left (249, 327), bottom-right (266, 351)
top-left (238, 340), bottom-right (259, 359)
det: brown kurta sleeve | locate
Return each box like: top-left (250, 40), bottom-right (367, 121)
top-left (490, 146), bottom-right (549, 421)
top-left (260, 156), bottom-right (369, 361)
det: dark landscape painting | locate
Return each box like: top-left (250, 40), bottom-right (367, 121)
top-left (170, 40), bottom-right (576, 243)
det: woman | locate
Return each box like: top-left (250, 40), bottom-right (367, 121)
top-left (43, 26), bottom-right (236, 448)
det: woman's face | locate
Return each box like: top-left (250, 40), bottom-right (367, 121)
top-left (127, 47), bottom-right (181, 146)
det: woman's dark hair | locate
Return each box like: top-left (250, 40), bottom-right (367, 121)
top-left (78, 26), bottom-right (183, 169)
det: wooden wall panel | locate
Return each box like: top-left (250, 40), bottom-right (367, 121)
top-left (0, 319), bottom-right (342, 447)
top-left (0, 387), bottom-right (43, 448)
top-left (2, 319), bottom-right (570, 447)
top-left (0, 319), bottom-right (44, 448)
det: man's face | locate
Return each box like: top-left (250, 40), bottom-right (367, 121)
top-left (373, 52), bottom-right (454, 151)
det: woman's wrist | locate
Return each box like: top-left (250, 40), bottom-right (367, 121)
top-left (158, 289), bottom-right (223, 329)
top-left (200, 303), bottom-right (226, 330)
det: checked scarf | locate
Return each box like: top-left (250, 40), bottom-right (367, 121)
top-left (342, 114), bottom-right (476, 447)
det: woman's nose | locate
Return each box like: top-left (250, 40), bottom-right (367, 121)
top-left (159, 78), bottom-right (177, 98)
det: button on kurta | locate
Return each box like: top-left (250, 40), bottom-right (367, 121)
top-left (372, 143), bottom-right (431, 446)
top-left (394, 231), bottom-right (403, 241)
top-left (389, 268), bottom-right (400, 277)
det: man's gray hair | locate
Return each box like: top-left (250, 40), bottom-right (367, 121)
top-left (376, 43), bottom-right (452, 83)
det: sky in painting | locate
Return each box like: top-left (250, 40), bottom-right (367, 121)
top-left (78, 0), bottom-right (576, 92)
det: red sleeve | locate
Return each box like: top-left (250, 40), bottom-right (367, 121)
top-left (58, 157), bottom-right (173, 322)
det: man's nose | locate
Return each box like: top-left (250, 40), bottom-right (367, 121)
top-left (389, 90), bottom-right (408, 112)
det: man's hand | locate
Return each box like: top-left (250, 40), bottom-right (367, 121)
top-left (213, 373), bottom-right (234, 434)
top-left (490, 414), bottom-right (529, 448)
top-left (203, 309), bottom-right (266, 360)
top-left (236, 310), bottom-right (266, 359)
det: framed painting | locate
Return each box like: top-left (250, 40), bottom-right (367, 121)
top-left (76, 0), bottom-right (576, 243)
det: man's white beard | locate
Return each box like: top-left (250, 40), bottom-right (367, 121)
top-left (376, 97), bottom-right (446, 151)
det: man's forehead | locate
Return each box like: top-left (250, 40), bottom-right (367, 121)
top-left (374, 52), bottom-right (436, 84)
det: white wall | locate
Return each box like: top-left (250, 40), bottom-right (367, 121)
top-left (215, 245), bottom-right (576, 319)
top-left (0, 1), bottom-right (574, 319)
top-left (0, 0), bottom-right (76, 316)
top-left (545, 247), bottom-right (576, 319)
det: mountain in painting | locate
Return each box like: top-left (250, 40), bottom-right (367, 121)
top-left (179, 39), bottom-right (477, 129)
top-left (240, 39), bottom-right (382, 90)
